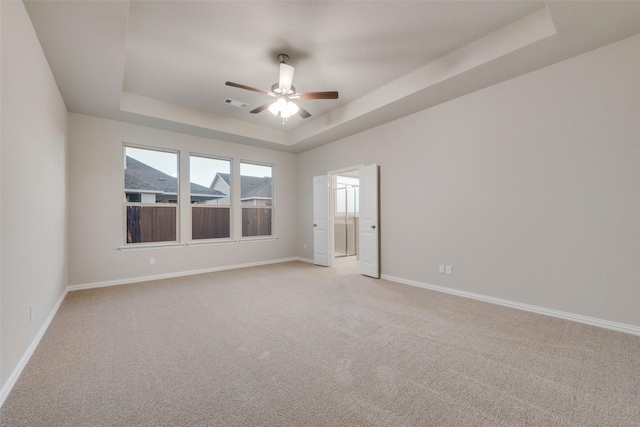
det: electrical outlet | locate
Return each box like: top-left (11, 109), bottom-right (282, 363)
top-left (149, 257), bottom-right (155, 265)
top-left (446, 265), bottom-right (452, 275)
top-left (304, 243), bottom-right (307, 250)
top-left (439, 264), bottom-right (445, 274)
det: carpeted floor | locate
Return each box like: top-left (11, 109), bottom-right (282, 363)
top-left (1, 261), bottom-right (639, 426)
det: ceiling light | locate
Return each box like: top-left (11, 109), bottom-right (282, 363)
top-left (268, 98), bottom-right (299, 123)
top-left (286, 101), bottom-right (299, 116)
top-left (268, 98), bottom-right (287, 115)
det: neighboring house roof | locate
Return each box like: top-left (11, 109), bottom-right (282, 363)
top-left (125, 156), bottom-right (225, 197)
top-left (210, 173), bottom-right (231, 190)
top-left (212, 173), bottom-right (230, 188)
top-left (212, 172), bottom-right (272, 200)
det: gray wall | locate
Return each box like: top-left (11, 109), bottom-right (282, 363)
top-left (297, 34), bottom-right (640, 327)
top-left (68, 114), bottom-right (298, 286)
top-left (1, 1), bottom-right (68, 386)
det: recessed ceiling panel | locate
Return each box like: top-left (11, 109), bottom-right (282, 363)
top-left (23, 1), bottom-right (640, 152)
top-left (122, 1), bottom-right (544, 130)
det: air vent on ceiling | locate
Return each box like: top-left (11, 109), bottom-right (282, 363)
top-left (223, 98), bottom-right (249, 109)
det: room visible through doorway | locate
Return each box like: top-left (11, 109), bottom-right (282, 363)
top-left (333, 170), bottom-right (359, 265)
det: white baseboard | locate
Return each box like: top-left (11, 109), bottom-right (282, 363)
top-left (0, 288), bottom-right (68, 408)
top-left (381, 274), bottom-right (640, 337)
top-left (68, 257), bottom-right (301, 291)
top-left (295, 257), bottom-right (314, 264)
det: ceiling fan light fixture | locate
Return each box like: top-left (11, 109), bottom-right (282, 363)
top-left (286, 100), bottom-right (299, 116)
top-left (267, 97), bottom-right (299, 122)
top-left (269, 98), bottom-right (287, 116)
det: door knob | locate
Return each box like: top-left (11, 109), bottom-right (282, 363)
top-left (313, 224), bottom-right (317, 227)
top-left (371, 225), bottom-right (376, 229)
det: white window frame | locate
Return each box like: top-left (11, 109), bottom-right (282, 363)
top-left (188, 153), bottom-right (234, 243)
top-left (123, 143), bottom-right (180, 247)
top-left (239, 160), bottom-right (275, 240)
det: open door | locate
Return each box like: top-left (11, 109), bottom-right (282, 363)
top-left (359, 164), bottom-right (379, 278)
top-left (313, 175), bottom-right (330, 266)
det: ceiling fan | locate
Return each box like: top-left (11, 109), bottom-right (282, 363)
top-left (225, 54), bottom-right (338, 122)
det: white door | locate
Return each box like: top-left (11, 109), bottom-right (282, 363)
top-left (359, 164), bottom-right (379, 278)
top-left (313, 175), bottom-right (330, 266)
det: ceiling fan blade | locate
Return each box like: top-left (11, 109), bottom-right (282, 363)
top-left (297, 105), bottom-right (312, 119)
top-left (279, 63), bottom-right (295, 92)
top-left (226, 81), bottom-right (275, 96)
top-left (294, 91), bottom-right (339, 100)
top-left (250, 100), bottom-right (276, 114)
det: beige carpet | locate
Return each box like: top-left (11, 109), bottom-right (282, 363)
top-left (1, 261), bottom-right (639, 426)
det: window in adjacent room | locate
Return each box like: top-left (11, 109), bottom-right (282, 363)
top-left (190, 154), bottom-right (232, 240)
top-left (124, 146), bottom-right (179, 244)
top-left (240, 161), bottom-right (273, 237)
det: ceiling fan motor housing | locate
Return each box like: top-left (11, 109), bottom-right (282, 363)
top-left (271, 83), bottom-right (295, 95)
top-left (278, 53), bottom-right (289, 64)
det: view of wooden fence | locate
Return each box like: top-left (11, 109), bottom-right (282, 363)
top-left (126, 205), bottom-right (176, 243)
top-left (242, 207), bottom-right (272, 237)
top-left (192, 206), bottom-right (230, 239)
top-left (126, 205), bottom-right (270, 243)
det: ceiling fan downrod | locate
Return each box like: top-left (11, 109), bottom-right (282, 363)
top-left (278, 53), bottom-right (289, 64)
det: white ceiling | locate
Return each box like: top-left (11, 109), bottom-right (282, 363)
top-left (23, 1), bottom-right (640, 153)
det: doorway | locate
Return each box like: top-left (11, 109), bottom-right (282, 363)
top-left (313, 164), bottom-right (379, 278)
top-left (333, 171), bottom-right (359, 263)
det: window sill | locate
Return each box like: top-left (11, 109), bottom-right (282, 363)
top-left (117, 237), bottom-right (277, 250)
top-left (118, 242), bottom-right (184, 251)
top-left (186, 239), bottom-right (237, 247)
top-left (239, 236), bottom-right (278, 243)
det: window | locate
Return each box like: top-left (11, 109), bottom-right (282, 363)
top-left (190, 155), bottom-right (231, 239)
top-left (124, 146), bottom-right (178, 244)
top-left (240, 162), bottom-right (273, 237)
